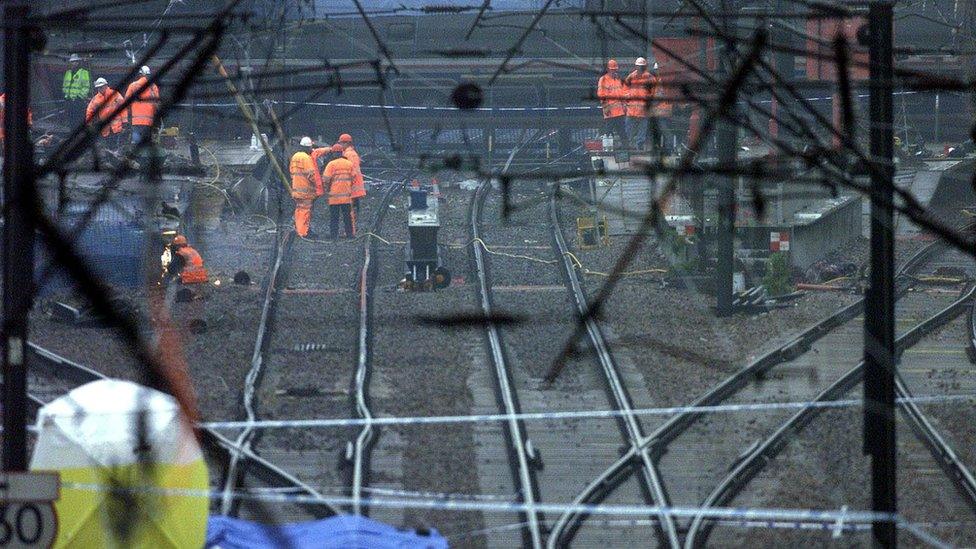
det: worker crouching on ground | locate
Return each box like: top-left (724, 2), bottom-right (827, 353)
top-left (125, 65), bottom-right (160, 147)
top-left (322, 149), bottom-right (356, 239)
top-left (165, 235), bottom-right (209, 284)
top-left (86, 78), bottom-right (126, 151)
top-left (336, 133), bottom-right (366, 215)
top-left (597, 59), bottom-right (627, 147)
top-left (624, 57), bottom-right (659, 152)
top-left (289, 136), bottom-right (320, 239)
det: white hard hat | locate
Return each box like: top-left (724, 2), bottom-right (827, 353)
top-left (652, 61), bottom-right (660, 70)
top-left (140, 65), bottom-right (151, 76)
top-left (299, 136), bottom-right (313, 147)
top-left (93, 77), bottom-right (108, 88)
top-left (635, 57), bottom-right (647, 66)
top-left (68, 54), bottom-right (81, 63)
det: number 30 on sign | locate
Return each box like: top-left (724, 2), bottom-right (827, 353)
top-left (0, 473), bottom-right (58, 548)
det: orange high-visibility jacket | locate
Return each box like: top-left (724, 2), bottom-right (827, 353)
top-left (0, 93), bottom-right (33, 141)
top-left (176, 246), bottom-right (208, 284)
top-left (342, 146), bottom-right (366, 199)
top-left (86, 87), bottom-right (126, 136)
top-left (624, 70), bottom-right (657, 118)
top-left (309, 147), bottom-right (331, 196)
top-left (124, 76), bottom-right (160, 127)
top-left (596, 73), bottom-right (625, 119)
top-left (323, 157), bottom-right (354, 205)
top-left (289, 151), bottom-right (317, 200)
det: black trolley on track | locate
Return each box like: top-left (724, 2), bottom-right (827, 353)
top-left (402, 182), bottom-right (450, 290)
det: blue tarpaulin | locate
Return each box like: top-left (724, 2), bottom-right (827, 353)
top-left (206, 515), bottom-right (449, 549)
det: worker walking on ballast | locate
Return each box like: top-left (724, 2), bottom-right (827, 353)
top-left (125, 65), bottom-right (160, 147)
top-left (86, 78), bottom-right (126, 151)
top-left (335, 133), bottom-right (365, 215)
top-left (597, 59), bottom-right (627, 147)
top-left (290, 136), bottom-right (321, 239)
top-left (322, 149), bottom-right (356, 239)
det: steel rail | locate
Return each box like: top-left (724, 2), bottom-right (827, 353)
top-left (349, 183), bottom-right (402, 516)
top-left (684, 281), bottom-right (976, 547)
top-left (470, 179), bottom-right (545, 549)
top-left (25, 342), bottom-right (341, 518)
top-left (967, 296), bottom-right (976, 363)
top-left (547, 239), bottom-right (946, 546)
top-left (547, 193), bottom-right (681, 548)
top-left (220, 229), bottom-right (297, 515)
top-left (894, 373), bottom-right (976, 513)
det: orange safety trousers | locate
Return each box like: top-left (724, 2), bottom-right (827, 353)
top-left (294, 198), bottom-right (313, 237)
top-left (290, 151), bottom-right (317, 237)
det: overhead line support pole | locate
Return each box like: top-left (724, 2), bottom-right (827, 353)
top-left (863, 2), bottom-right (897, 547)
top-left (2, 3), bottom-right (34, 472)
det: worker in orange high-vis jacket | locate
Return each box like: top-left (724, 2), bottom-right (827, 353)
top-left (624, 57), bottom-right (659, 152)
top-left (596, 59), bottom-right (627, 147)
top-left (168, 235), bottom-right (209, 284)
top-left (322, 149), bottom-right (356, 239)
top-left (124, 65), bottom-right (160, 146)
top-left (86, 78), bottom-right (126, 150)
top-left (336, 133), bottom-right (366, 215)
top-left (290, 137), bottom-right (319, 239)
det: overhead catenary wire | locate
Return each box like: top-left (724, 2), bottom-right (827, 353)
top-left (18, 1), bottom-right (976, 545)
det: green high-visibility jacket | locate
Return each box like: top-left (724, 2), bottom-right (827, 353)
top-left (62, 68), bottom-right (90, 100)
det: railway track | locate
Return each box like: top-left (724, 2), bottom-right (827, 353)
top-left (685, 252), bottom-right (976, 546)
top-left (219, 179), bottom-right (407, 523)
top-left (547, 192), bottom-right (681, 547)
top-left (685, 245), bottom-right (976, 546)
top-left (25, 341), bottom-right (342, 518)
top-left (547, 236), bottom-right (969, 546)
top-left (347, 183), bottom-right (401, 515)
top-left (467, 179), bottom-right (673, 547)
top-left (469, 179), bottom-right (545, 548)
top-left (218, 228), bottom-right (296, 516)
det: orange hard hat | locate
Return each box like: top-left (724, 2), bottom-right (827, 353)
top-left (172, 235), bottom-right (188, 246)
top-left (330, 144), bottom-right (343, 153)
top-left (338, 133), bottom-right (353, 143)
top-left (607, 59), bottom-right (618, 70)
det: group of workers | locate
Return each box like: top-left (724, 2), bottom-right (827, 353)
top-left (289, 133), bottom-right (366, 240)
top-left (597, 57), bottom-right (674, 153)
top-left (0, 56), bottom-right (159, 153)
top-left (62, 54), bottom-right (161, 150)
top-left (85, 64), bottom-right (161, 149)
